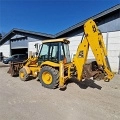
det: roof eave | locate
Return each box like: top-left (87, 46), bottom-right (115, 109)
top-left (0, 28), bottom-right (54, 45)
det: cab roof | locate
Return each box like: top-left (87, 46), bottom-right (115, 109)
top-left (42, 38), bottom-right (70, 44)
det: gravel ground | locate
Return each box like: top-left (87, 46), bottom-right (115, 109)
top-left (0, 62), bottom-right (120, 120)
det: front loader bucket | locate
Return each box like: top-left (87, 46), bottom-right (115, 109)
top-left (7, 62), bottom-right (24, 77)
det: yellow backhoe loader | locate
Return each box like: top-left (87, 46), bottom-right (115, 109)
top-left (10, 19), bottom-right (114, 89)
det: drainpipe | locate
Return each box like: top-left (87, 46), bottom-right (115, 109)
top-left (105, 32), bottom-right (112, 71)
top-left (106, 32), bottom-right (108, 51)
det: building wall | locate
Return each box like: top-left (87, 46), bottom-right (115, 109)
top-left (67, 33), bottom-right (107, 58)
top-left (67, 31), bottom-right (120, 73)
top-left (1, 35), bottom-right (49, 57)
top-left (0, 44), bottom-right (10, 57)
top-left (28, 41), bottom-right (42, 56)
top-left (107, 31), bottom-right (120, 72)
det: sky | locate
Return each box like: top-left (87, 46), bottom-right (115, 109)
top-left (0, 0), bottom-right (120, 35)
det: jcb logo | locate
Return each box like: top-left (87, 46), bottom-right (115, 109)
top-left (92, 25), bottom-right (97, 32)
top-left (79, 51), bottom-right (84, 58)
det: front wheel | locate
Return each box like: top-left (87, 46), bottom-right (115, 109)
top-left (19, 68), bottom-right (29, 81)
top-left (38, 66), bottom-right (59, 89)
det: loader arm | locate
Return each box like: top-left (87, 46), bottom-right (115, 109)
top-left (73, 19), bottom-right (114, 81)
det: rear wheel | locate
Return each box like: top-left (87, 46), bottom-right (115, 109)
top-left (38, 66), bottom-right (59, 89)
top-left (19, 68), bottom-right (29, 81)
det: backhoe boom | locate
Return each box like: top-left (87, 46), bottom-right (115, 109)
top-left (73, 19), bottom-right (114, 81)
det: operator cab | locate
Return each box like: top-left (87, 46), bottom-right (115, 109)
top-left (38, 38), bottom-right (71, 64)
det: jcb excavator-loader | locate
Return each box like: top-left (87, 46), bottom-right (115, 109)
top-left (17, 19), bottom-right (114, 89)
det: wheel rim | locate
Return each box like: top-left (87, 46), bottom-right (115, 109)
top-left (42, 71), bottom-right (52, 85)
top-left (20, 71), bottom-right (25, 79)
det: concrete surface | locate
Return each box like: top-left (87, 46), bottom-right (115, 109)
top-left (0, 62), bottom-right (120, 120)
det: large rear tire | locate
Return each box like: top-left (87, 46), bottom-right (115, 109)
top-left (19, 68), bottom-right (29, 81)
top-left (38, 66), bottom-right (59, 89)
